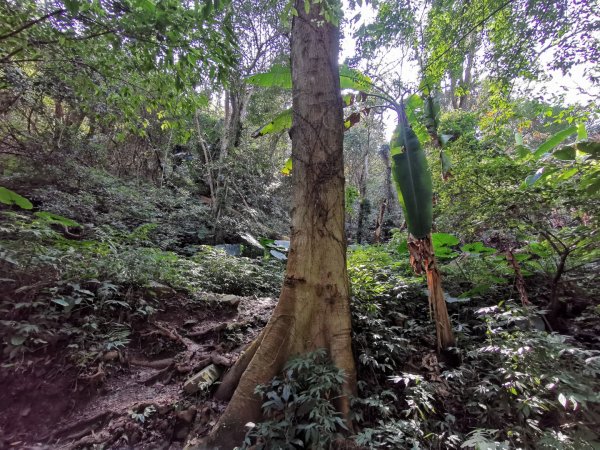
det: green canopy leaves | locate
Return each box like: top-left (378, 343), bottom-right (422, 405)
top-left (246, 65), bottom-right (293, 89)
top-left (246, 65), bottom-right (373, 92)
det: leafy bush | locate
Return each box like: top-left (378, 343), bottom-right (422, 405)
top-left (241, 350), bottom-right (347, 450)
top-left (348, 244), bottom-right (412, 305)
top-left (0, 210), bottom-right (283, 364)
top-left (189, 247), bottom-right (283, 297)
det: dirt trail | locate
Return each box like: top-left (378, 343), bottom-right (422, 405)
top-left (0, 294), bottom-right (276, 449)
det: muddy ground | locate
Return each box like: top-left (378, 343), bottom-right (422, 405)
top-left (0, 294), bottom-right (276, 449)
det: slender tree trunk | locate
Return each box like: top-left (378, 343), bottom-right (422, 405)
top-left (201, 2), bottom-right (356, 448)
top-left (408, 234), bottom-right (455, 351)
top-left (374, 144), bottom-right (393, 243)
top-left (506, 250), bottom-right (531, 306)
top-left (458, 35), bottom-right (477, 110)
top-left (373, 199), bottom-right (386, 244)
top-left (548, 250), bottom-right (569, 321)
top-left (356, 152), bottom-right (369, 243)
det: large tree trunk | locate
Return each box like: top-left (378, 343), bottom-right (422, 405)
top-left (201, 2), bottom-right (356, 448)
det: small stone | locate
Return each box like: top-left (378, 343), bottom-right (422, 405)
top-left (146, 281), bottom-right (176, 296)
top-left (183, 364), bottom-right (223, 394)
top-left (220, 294), bottom-right (242, 307)
top-left (176, 408), bottom-right (196, 424)
top-left (157, 404), bottom-right (171, 415)
top-left (103, 351), bottom-right (119, 361)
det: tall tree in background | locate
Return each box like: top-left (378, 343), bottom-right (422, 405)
top-left (203, 0), bottom-right (356, 447)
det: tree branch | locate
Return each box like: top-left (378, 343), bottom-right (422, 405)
top-left (0, 9), bottom-right (66, 41)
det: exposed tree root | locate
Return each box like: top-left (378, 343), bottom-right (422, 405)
top-left (214, 329), bottom-right (264, 401)
top-left (152, 321), bottom-right (196, 349)
top-left (187, 323), bottom-right (227, 338)
top-left (141, 363), bottom-right (175, 386)
top-left (51, 410), bottom-right (114, 441)
top-left (77, 363), bottom-right (106, 387)
top-left (129, 357), bottom-right (174, 369)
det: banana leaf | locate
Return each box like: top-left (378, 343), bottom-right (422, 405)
top-left (390, 123), bottom-right (433, 238)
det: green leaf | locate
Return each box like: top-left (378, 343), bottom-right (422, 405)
top-left (556, 167), bottom-right (578, 181)
top-left (338, 66), bottom-right (372, 91)
top-left (390, 122), bottom-right (433, 238)
top-left (533, 126), bottom-right (577, 160)
top-left (576, 141), bottom-right (600, 158)
top-left (281, 157), bottom-right (292, 176)
top-left (397, 240), bottom-right (408, 255)
top-left (440, 150), bottom-right (452, 177)
top-left (553, 145), bottom-right (576, 160)
top-left (252, 108), bottom-right (292, 138)
top-left (247, 65), bottom-right (372, 93)
top-left (10, 335), bottom-right (26, 346)
top-left (64, 0), bottom-right (80, 15)
top-left (524, 168), bottom-right (545, 186)
top-left (576, 122), bottom-right (588, 140)
top-left (246, 65), bottom-right (292, 89)
top-left (432, 232), bottom-right (460, 247)
top-left (0, 187), bottom-right (33, 209)
top-left (515, 145), bottom-right (531, 159)
top-left (580, 171), bottom-right (600, 195)
top-left (404, 94), bottom-right (430, 144)
top-left (34, 211), bottom-right (81, 227)
top-left (432, 233), bottom-right (459, 259)
top-left (461, 242), bottom-right (495, 255)
top-left (515, 132), bottom-right (523, 145)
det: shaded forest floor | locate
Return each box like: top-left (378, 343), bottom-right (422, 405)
top-left (2, 274), bottom-right (599, 449)
top-left (1, 293), bottom-right (276, 449)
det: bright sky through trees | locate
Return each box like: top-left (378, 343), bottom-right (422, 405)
top-left (340, 0), bottom-right (598, 139)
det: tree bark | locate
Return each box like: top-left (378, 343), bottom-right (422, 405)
top-left (506, 250), bottom-right (531, 306)
top-left (201, 2), bottom-right (356, 448)
top-left (408, 234), bottom-right (455, 351)
top-left (374, 144), bottom-right (394, 243)
top-left (356, 151), bottom-right (370, 243)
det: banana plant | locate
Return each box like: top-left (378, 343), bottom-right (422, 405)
top-left (248, 64), bottom-right (456, 351)
top-left (390, 107), bottom-right (455, 351)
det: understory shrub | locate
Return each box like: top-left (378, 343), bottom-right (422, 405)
top-left (240, 350), bottom-right (347, 450)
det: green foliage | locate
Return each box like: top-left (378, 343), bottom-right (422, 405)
top-left (0, 199), bottom-right (284, 363)
top-left (348, 244), bottom-right (412, 305)
top-left (241, 350), bottom-right (347, 450)
top-left (247, 64), bottom-right (373, 93)
top-left (390, 122), bottom-right (433, 238)
top-left (1, 0), bottom-right (235, 141)
top-left (0, 186), bottom-right (33, 210)
top-left (189, 247), bottom-right (283, 296)
top-left (252, 108), bottom-right (292, 138)
top-left (33, 212), bottom-right (80, 229)
top-left (345, 186), bottom-right (360, 215)
top-left (345, 242), bottom-right (600, 449)
top-left (532, 126), bottom-right (578, 160)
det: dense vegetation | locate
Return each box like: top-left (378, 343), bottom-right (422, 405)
top-left (1, 0), bottom-right (599, 448)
